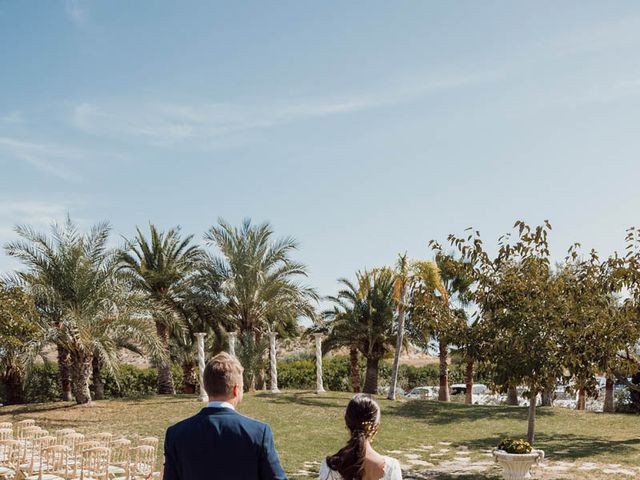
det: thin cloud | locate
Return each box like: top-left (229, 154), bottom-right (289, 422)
top-left (549, 16), bottom-right (640, 56)
top-left (71, 69), bottom-right (502, 148)
top-left (0, 137), bottom-right (84, 181)
top-left (0, 111), bottom-right (25, 125)
top-left (65, 0), bottom-right (89, 26)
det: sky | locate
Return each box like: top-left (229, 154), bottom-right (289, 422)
top-left (1, 1), bottom-right (640, 300)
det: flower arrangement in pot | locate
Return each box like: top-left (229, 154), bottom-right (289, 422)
top-left (493, 438), bottom-right (544, 480)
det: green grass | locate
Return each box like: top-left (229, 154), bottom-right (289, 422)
top-left (2, 391), bottom-right (640, 479)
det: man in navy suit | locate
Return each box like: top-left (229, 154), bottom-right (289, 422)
top-left (163, 352), bottom-right (287, 480)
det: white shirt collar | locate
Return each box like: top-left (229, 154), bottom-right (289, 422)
top-left (207, 400), bottom-right (235, 410)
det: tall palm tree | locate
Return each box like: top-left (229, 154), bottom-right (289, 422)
top-left (325, 268), bottom-right (396, 394)
top-left (407, 258), bottom-right (457, 401)
top-left (388, 253), bottom-right (410, 400)
top-left (205, 219), bottom-right (317, 389)
top-left (118, 224), bottom-right (203, 394)
top-left (6, 219), bottom-right (163, 404)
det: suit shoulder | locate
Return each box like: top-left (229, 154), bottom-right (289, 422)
top-left (235, 413), bottom-right (270, 432)
top-left (166, 413), bottom-right (201, 436)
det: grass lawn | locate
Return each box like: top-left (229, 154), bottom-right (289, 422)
top-left (2, 390), bottom-right (640, 479)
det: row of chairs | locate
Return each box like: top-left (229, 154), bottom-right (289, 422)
top-left (0, 419), bottom-right (161, 480)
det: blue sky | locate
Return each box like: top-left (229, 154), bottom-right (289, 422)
top-left (1, 1), bottom-right (640, 298)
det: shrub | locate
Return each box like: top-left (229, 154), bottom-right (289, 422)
top-left (102, 365), bottom-right (158, 398)
top-left (23, 363), bottom-right (61, 403)
top-left (497, 438), bottom-right (533, 454)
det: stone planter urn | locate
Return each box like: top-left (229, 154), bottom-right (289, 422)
top-left (493, 449), bottom-right (544, 479)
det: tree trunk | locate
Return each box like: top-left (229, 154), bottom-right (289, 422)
top-left (2, 369), bottom-right (25, 405)
top-left (603, 377), bottom-right (615, 413)
top-left (91, 356), bottom-right (104, 400)
top-left (576, 388), bottom-right (586, 410)
top-left (182, 361), bottom-right (198, 394)
top-left (464, 360), bottom-right (474, 405)
top-left (155, 321), bottom-right (175, 395)
top-left (527, 387), bottom-right (537, 445)
top-left (387, 307), bottom-right (406, 400)
top-left (349, 348), bottom-right (361, 393)
top-left (70, 352), bottom-right (93, 405)
top-left (256, 369), bottom-right (266, 391)
top-left (57, 345), bottom-right (73, 402)
top-left (541, 389), bottom-right (553, 407)
top-left (363, 357), bottom-right (379, 394)
top-left (438, 339), bottom-right (450, 402)
top-left (506, 385), bottom-right (519, 405)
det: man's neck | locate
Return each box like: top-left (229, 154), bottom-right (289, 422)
top-left (207, 398), bottom-right (237, 409)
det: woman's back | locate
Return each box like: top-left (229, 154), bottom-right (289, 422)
top-left (319, 455), bottom-right (402, 480)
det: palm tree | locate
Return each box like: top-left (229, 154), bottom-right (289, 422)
top-left (118, 224), bottom-right (203, 394)
top-left (407, 258), bottom-right (459, 401)
top-left (325, 268), bottom-right (396, 394)
top-left (204, 219), bottom-right (317, 389)
top-left (6, 219), bottom-right (163, 404)
top-left (388, 253), bottom-right (410, 400)
top-left (171, 261), bottom-right (227, 393)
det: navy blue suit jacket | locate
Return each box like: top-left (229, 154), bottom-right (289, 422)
top-left (163, 407), bottom-right (287, 480)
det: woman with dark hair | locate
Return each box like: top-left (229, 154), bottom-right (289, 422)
top-left (319, 394), bottom-right (402, 480)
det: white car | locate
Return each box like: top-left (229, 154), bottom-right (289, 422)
top-left (406, 386), bottom-right (439, 399)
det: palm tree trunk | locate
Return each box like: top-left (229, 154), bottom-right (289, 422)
top-left (541, 389), bottom-right (553, 407)
top-left (527, 387), bottom-right (537, 444)
top-left (91, 356), bottom-right (105, 400)
top-left (506, 385), bottom-right (519, 405)
top-left (350, 348), bottom-right (361, 393)
top-left (464, 360), bottom-right (474, 405)
top-left (70, 352), bottom-right (93, 405)
top-left (2, 368), bottom-right (25, 405)
top-left (603, 377), bottom-right (615, 413)
top-left (155, 321), bottom-right (176, 395)
top-left (363, 357), bottom-right (380, 394)
top-left (576, 388), bottom-right (586, 410)
top-left (438, 339), bottom-right (450, 402)
top-left (388, 308), bottom-right (406, 400)
top-left (57, 345), bottom-right (73, 401)
top-left (182, 361), bottom-right (198, 394)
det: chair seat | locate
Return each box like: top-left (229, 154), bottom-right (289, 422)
top-left (0, 466), bottom-right (15, 476)
top-left (25, 474), bottom-right (66, 480)
top-left (108, 465), bottom-right (126, 474)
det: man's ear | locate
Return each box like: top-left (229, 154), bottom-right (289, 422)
top-left (233, 384), bottom-right (240, 397)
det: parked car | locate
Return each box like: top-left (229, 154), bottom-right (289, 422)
top-left (406, 386), bottom-right (439, 399)
top-left (450, 384), bottom-right (489, 396)
top-left (377, 386), bottom-right (406, 397)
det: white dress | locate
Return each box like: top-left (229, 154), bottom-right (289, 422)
top-left (318, 456), bottom-right (402, 480)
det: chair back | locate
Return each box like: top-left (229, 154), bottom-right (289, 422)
top-left (0, 422), bottom-right (12, 430)
top-left (55, 428), bottom-right (76, 442)
top-left (40, 444), bottom-right (71, 478)
top-left (23, 435), bottom-right (56, 475)
top-left (0, 439), bottom-right (21, 470)
top-left (130, 445), bottom-right (155, 479)
top-left (14, 419), bottom-right (35, 438)
top-left (80, 446), bottom-right (110, 480)
top-left (0, 428), bottom-right (13, 441)
top-left (88, 431), bottom-right (113, 448)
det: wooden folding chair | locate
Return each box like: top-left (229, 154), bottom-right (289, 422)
top-left (24, 444), bottom-right (71, 480)
top-left (73, 447), bottom-right (110, 480)
top-left (0, 430), bottom-right (13, 442)
top-left (107, 439), bottom-right (130, 478)
top-left (0, 439), bottom-right (21, 480)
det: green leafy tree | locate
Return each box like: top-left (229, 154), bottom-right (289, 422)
top-left (447, 221), bottom-right (565, 443)
top-left (0, 283), bottom-right (40, 404)
top-left (324, 268), bottom-right (396, 394)
top-left (118, 224), bottom-right (203, 394)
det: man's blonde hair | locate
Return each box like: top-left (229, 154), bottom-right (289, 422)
top-left (203, 352), bottom-right (244, 397)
